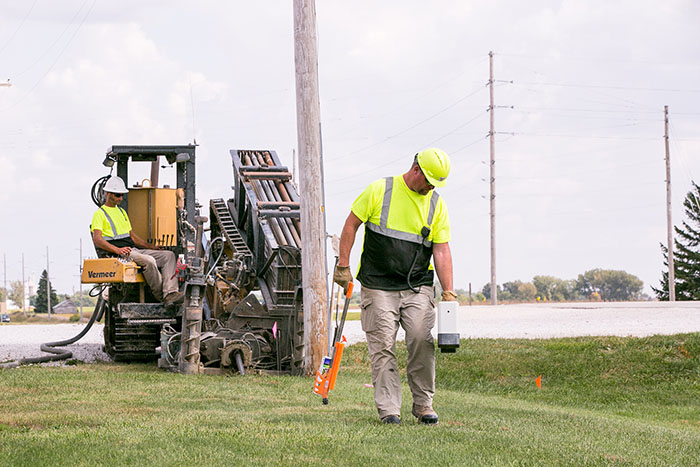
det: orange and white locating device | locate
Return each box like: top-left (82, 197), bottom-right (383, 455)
top-left (313, 282), bottom-right (353, 405)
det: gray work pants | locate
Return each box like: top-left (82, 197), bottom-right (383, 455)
top-left (360, 285), bottom-right (436, 418)
top-left (129, 248), bottom-right (178, 301)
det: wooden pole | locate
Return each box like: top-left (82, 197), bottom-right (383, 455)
top-left (2, 253), bottom-right (6, 314)
top-left (489, 51), bottom-right (497, 305)
top-left (664, 105), bottom-right (675, 301)
top-left (294, 0), bottom-right (327, 374)
top-left (46, 246), bottom-right (51, 319)
top-left (21, 253), bottom-right (25, 316)
top-left (79, 239), bottom-right (83, 319)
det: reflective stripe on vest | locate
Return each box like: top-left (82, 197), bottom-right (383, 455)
top-left (99, 206), bottom-right (131, 241)
top-left (365, 176), bottom-right (439, 247)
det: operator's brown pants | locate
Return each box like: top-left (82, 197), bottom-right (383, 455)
top-left (129, 248), bottom-right (178, 301)
top-left (361, 285), bottom-right (436, 419)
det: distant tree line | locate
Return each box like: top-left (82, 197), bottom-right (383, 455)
top-left (476, 269), bottom-right (644, 303)
top-left (3, 269), bottom-right (98, 312)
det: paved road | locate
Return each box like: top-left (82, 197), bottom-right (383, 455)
top-left (2, 301), bottom-right (700, 363)
top-left (342, 301), bottom-right (700, 344)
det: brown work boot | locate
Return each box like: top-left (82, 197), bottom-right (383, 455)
top-left (412, 404), bottom-right (438, 425)
top-left (163, 291), bottom-right (185, 305)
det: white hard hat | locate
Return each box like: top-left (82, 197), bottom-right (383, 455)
top-left (103, 176), bottom-right (128, 194)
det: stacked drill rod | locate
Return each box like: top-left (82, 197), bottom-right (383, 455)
top-left (239, 150), bottom-right (301, 248)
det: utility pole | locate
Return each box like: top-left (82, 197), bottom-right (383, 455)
top-left (79, 239), bottom-right (83, 319)
top-left (21, 253), bottom-right (25, 316)
top-left (664, 105), bottom-right (675, 301)
top-left (3, 253), bottom-right (6, 313)
top-left (46, 246), bottom-right (52, 319)
top-left (488, 51), bottom-right (497, 305)
top-left (293, 0), bottom-right (328, 375)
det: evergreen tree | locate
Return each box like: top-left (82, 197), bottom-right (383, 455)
top-left (654, 181), bottom-right (700, 300)
top-left (35, 269), bottom-right (59, 313)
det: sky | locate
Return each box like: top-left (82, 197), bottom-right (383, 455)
top-left (0, 0), bottom-right (699, 299)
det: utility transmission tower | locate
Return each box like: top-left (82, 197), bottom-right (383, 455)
top-left (293, 0), bottom-right (328, 375)
top-left (664, 105), bottom-right (675, 301)
top-left (488, 51), bottom-right (497, 305)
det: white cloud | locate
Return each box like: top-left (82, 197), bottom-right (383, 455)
top-left (169, 72), bottom-right (227, 116)
top-left (99, 22), bottom-right (160, 63)
top-left (0, 156), bottom-right (17, 201)
top-left (31, 150), bottom-right (51, 169)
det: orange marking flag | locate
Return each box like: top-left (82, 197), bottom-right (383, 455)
top-left (536, 375), bottom-right (542, 389)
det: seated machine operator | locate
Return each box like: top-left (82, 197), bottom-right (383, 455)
top-left (91, 176), bottom-right (184, 305)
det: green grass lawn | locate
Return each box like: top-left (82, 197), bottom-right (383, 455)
top-left (1, 334), bottom-right (699, 465)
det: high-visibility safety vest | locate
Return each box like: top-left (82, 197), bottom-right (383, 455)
top-left (351, 175), bottom-right (450, 291)
top-left (91, 205), bottom-right (135, 252)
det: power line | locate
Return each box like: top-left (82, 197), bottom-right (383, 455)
top-left (498, 161), bottom-right (660, 181)
top-left (498, 180), bottom-right (661, 198)
top-left (498, 140), bottom-right (642, 162)
top-left (325, 56), bottom-right (488, 104)
top-left (494, 131), bottom-right (659, 141)
top-left (326, 85), bottom-right (487, 162)
top-left (0, 0), bottom-right (38, 57)
top-left (447, 134), bottom-right (488, 155)
top-left (325, 116), bottom-right (487, 185)
top-left (498, 52), bottom-right (700, 68)
top-left (669, 121), bottom-right (696, 186)
top-left (511, 109), bottom-right (659, 122)
top-left (514, 80), bottom-right (700, 93)
top-left (322, 56), bottom-right (489, 142)
top-left (0, 0), bottom-right (96, 112)
top-left (422, 109), bottom-right (487, 147)
top-left (513, 120), bottom-right (656, 134)
top-left (514, 105), bottom-right (660, 115)
top-left (13, 0), bottom-right (92, 80)
top-left (496, 200), bottom-right (666, 220)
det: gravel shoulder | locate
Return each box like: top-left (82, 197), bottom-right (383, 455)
top-left (0, 323), bottom-right (109, 365)
top-left (2, 301), bottom-right (700, 365)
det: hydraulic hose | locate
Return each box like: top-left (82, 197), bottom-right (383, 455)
top-left (0, 297), bottom-right (106, 369)
top-left (91, 175), bottom-right (111, 207)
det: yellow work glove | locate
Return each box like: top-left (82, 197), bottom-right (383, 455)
top-left (441, 290), bottom-right (458, 302)
top-left (333, 265), bottom-right (353, 293)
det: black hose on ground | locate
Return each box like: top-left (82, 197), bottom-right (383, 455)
top-left (0, 296), bottom-right (106, 369)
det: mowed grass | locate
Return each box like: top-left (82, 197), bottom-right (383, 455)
top-left (1, 334), bottom-right (699, 466)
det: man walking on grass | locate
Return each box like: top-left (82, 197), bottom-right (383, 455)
top-left (334, 148), bottom-right (456, 425)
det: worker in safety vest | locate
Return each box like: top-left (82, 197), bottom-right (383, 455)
top-left (334, 148), bottom-right (456, 425)
top-left (91, 176), bottom-right (184, 305)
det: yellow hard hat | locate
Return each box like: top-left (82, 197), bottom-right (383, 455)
top-left (416, 148), bottom-right (451, 187)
